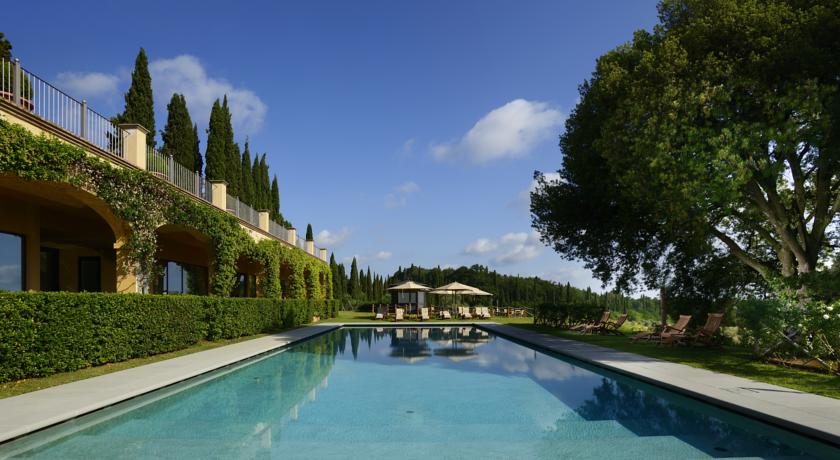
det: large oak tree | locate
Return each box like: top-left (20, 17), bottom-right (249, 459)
top-left (532, 0), bottom-right (840, 294)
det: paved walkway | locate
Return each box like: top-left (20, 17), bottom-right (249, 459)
top-left (481, 323), bottom-right (840, 446)
top-left (0, 324), bottom-right (339, 443)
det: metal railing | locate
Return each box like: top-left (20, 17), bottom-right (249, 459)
top-left (1, 58), bottom-right (124, 157)
top-left (1, 58), bottom-right (326, 259)
top-left (146, 146), bottom-right (210, 203)
top-left (226, 193), bottom-right (260, 227)
top-left (268, 219), bottom-right (289, 241)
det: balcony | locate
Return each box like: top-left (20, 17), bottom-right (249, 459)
top-left (0, 57), bottom-right (325, 261)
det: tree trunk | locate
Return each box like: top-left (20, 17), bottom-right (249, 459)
top-left (660, 286), bottom-right (668, 326)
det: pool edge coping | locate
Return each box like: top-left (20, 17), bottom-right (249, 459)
top-left (3, 321), bottom-right (839, 449)
top-left (0, 324), bottom-right (341, 444)
top-left (478, 323), bottom-right (840, 448)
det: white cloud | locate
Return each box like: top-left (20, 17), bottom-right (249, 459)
top-left (463, 238), bottom-right (498, 255)
top-left (398, 138), bottom-right (415, 157)
top-left (432, 99), bottom-right (564, 164)
top-left (462, 231), bottom-right (543, 265)
top-left (384, 181), bottom-right (420, 208)
top-left (315, 227), bottom-right (351, 248)
top-left (55, 72), bottom-right (120, 100)
top-left (374, 251), bottom-right (392, 260)
top-left (150, 55), bottom-right (267, 135)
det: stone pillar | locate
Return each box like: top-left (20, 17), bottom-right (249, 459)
top-left (306, 240), bottom-right (315, 255)
top-left (258, 210), bottom-right (270, 232)
top-left (119, 123), bottom-right (149, 170)
top-left (209, 181), bottom-right (227, 210)
top-left (319, 248), bottom-right (327, 262)
top-left (287, 228), bottom-right (297, 246)
top-left (115, 238), bottom-right (140, 293)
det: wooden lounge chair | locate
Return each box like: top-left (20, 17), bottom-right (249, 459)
top-left (440, 310), bottom-right (452, 320)
top-left (478, 307), bottom-right (491, 319)
top-left (571, 311), bottom-right (610, 331)
top-left (374, 305), bottom-right (385, 320)
top-left (394, 308), bottom-right (405, 322)
top-left (631, 314), bottom-right (691, 343)
top-left (661, 313), bottom-right (724, 346)
top-left (586, 314), bottom-right (627, 335)
top-left (420, 307), bottom-right (430, 321)
top-left (461, 307), bottom-right (473, 320)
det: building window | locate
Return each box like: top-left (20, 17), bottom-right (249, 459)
top-left (78, 257), bottom-right (101, 292)
top-left (40, 247), bottom-right (60, 292)
top-left (159, 260), bottom-right (208, 295)
top-left (0, 232), bottom-right (24, 291)
top-left (231, 272), bottom-right (258, 297)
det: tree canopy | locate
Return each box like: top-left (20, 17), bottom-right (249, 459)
top-left (531, 0), bottom-right (840, 295)
top-left (0, 32), bottom-right (12, 61)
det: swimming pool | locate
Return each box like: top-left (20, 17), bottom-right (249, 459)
top-left (1, 326), bottom-right (838, 459)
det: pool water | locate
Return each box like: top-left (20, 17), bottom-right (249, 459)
top-left (2, 327), bottom-right (838, 459)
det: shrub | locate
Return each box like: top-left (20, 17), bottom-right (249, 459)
top-left (534, 302), bottom-right (604, 328)
top-left (0, 292), bottom-right (339, 383)
top-left (734, 297), bottom-right (840, 374)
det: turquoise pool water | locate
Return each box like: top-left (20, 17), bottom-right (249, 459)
top-left (1, 327), bottom-right (838, 459)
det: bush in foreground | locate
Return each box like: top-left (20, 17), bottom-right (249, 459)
top-left (0, 292), bottom-right (338, 383)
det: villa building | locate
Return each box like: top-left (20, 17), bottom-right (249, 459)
top-left (0, 58), bottom-right (328, 297)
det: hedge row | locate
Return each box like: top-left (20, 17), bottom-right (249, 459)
top-left (0, 292), bottom-right (339, 383)
top-left (533, 302), bottom-right (606, 328)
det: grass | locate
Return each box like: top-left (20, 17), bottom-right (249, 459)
top-left (322, 310), bottom-right (536, 325)
top-left (0, 333), bottom-right (271, 399)
top-left (513, 324), bottom-right (840, 400)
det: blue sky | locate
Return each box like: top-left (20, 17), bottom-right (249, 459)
top-left (4, 0), bottom-right (660, 291)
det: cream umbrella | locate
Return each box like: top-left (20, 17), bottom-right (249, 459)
top-left (430, 282), bottom-right (478, 316)
top-left (387, 281), bottom-right (430, 315)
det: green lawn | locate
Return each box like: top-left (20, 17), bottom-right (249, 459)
top-left (322, 310), bottom-right (535, 325)
top-left (0, 333), bottom-right (271, 399)
top-left (513, 324), bottom-right (840, 400)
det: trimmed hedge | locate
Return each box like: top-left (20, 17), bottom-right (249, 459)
top-left (534, 302), bottom-right (604, 328)
top-left (0, 292), bottom-right (339, 383)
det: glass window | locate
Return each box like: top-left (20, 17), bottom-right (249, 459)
top-left (78, 257), bottom-right (101, 292)
top-left (0, 232), bottom-right (24, 291)
top-left (231, 273), bottom-right (246, 297)
top-left (248, 274), bottom-right (257, 298)
top-left (160, 260), bottom-right (207, 295)
top-left (40, 247), bottom-right (60, 292)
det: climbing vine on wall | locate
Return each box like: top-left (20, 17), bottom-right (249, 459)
top-left (0, 118), bottom-right (328, 298)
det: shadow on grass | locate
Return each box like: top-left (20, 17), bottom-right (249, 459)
top-left (512, 324), bottom-right (840, 400)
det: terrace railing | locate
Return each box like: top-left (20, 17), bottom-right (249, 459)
top-left (226, 193), bottom-right (260, 227)
top-left (268, 219), bottom-right (289, 241)
top-left (1, 58), bottom-right (325, 259)
top-left (1, 58), bottom-right (124, 158)
top-left (146, 146), bottom-right (211, 202)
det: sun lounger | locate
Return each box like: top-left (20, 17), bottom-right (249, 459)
top-left (660, 313), bottom-right (724, 346)
top-left (374, 305), bottom-right (385, 320)
top-left (479, 307), bottom-right (491, 319)
top-left (441, 310), bottom-right (452, 319)
top-left (420, 307), bottom-right (430, 321)
top-left (461, 307), bottom-right (472, 320)
top-left (631, 314), bottom-right (691, 343)
top-left (585, 313), bottom-right (627, 335)
top-left (572, 311), bottom-right (610, 332)
top-left (395, 308), bottom-right (405, 322)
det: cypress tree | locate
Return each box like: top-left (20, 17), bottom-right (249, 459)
top-left (221, 96), bottom-right (241, 197)
top-left (161, 94), bottom-right (197, 170)
top-left (205, 99), bottom-right (226, 181)
top-left (271, 176), bottom-right (280, 220)
top-left (349, 258), bottom-right (361, 300)
top-left (251, 156), bottom-right (261, 208)
top-left (259, 154), bottom-right (269, 210)
top-left (120, 48), bottom-right (155, 146)
top-left (240, 142), bottom-right (253, 206)
top-left (0, 32), bottom-right (12, 60)
top-left (192, 124), bottom-right (202, 174)
top-left (305, 224), bottom-right (314, 241)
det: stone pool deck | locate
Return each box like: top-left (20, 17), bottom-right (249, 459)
top-left (0, 324), bottom-right (339, 443)
top-left (480, 323), bottom-right (840, 447)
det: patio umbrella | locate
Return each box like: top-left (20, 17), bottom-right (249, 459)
top-left (387, 281), bottom-right (430, 314)
top-left (430, 282), bottom-right (478, 315)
